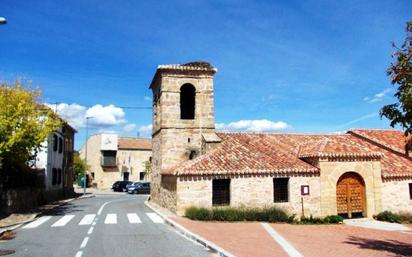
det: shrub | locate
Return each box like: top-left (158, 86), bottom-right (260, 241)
top-left (374, 211), bottom-right (401, 223)
top-left (185, 207), bottom-right (211, 220)
top-left (184, 206), bottom-right (290, 222)
top-left (324, 215), bottom-right (344, 224)
top-left (398, 212), bottom-right (412, 224)
top-left (299, 215), bottom-right (325, 224)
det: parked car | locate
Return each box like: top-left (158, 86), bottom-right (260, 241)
top-left (111, 181), bottom-right (132, 192)
top-left (126, 182), bottom-right (141, 192)
top-left (127, 182), bottom-right (150, 194)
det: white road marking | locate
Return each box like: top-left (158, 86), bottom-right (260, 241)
top-left (97, 202), bottom-right (110, 215)
top-left (87, 227), bottom-right (94, 235)
top-left (146, 212), bottom-right (164, 223)
top-left (23, 216), bottom-right (52, 229)
top-left (261, 223), bottom-right (304, 257)
top-left (127, 213), bottom-right (142, 224)
top-left (51, 215), bottom-right (75, 227)
top-left (104, 213), bottom-right (117, 224)
top-left (79, 214), bottom-right (96, 225)
top-left (80, 237), bottom-right (89, 248)
top-left (75, 251), bottom-right (83, 257)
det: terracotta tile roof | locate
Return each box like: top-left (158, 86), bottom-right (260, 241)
top-left (297, 137), bottom-right (382, 158)
top-left (349, 129), bottom-right (407, 155)
top-left (162, 130), bottom-right (412, 179)
top-left (118, 137), bottom-right (151, 150)
top-left (347, 133), bottom-right (412, 179)
top-left (157, 62), bottom-right (217, 72)
top-left (162, 133), bottom-right (319, 176)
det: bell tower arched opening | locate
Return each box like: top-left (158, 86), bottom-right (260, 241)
top-left (180, 83), bottom-right (195, 119)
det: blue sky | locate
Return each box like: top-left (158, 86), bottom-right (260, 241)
top-left (0, 0), bottom-right (411, 149)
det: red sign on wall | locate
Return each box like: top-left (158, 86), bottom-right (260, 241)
top-left (301, 185), bottom-right (310, 196)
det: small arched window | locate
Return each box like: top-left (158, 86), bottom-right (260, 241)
top-left (180, 84), bottom-right (195, 119)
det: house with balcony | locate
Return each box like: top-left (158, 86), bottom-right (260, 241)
top-left (80, 133), bottom-right (152, 189)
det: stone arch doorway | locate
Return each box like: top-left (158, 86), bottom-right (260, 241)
top-left (336, 172), bottom-right (366, 218)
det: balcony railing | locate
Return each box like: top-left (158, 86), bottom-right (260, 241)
top-left (100, 156), bottom-right (117, 167)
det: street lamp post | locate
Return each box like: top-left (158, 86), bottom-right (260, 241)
top-left (84, 116), bottom-right (93, 195)
top-left (0, 17), bottom-right (7, 25)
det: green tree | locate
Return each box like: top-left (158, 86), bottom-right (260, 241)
top-left (380, 21), bottom-right (412, 148)
top-left (73, 152), bottom-right (87, 180)
top-left (0, 82), bottom-right (61, 172)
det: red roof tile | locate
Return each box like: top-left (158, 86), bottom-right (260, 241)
top-left (162, 130), bottom-right (412, 179)
top-left (349, 129), bottom-right (407, 155)
top-left (118, 137), bottom-right (152, 150)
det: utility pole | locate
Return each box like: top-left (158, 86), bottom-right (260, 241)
top-left (84, 116), bottom-right (93, 195)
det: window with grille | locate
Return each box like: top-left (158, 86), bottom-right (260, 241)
top-left (273, 178), bottom-right (289, 202)
top-left (53, 134), bottom-right (58, 152)
top-left (58, 137), bottom-right (63, 153)
top-left (212, 179), bottom-right (230, 206)
top-left (52, 168), bottom-right (57, 185)
top-left (57, 168), bottom-right (62, 185)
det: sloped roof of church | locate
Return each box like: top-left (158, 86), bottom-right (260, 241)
top-left (161, 129), bottom-right (412, 179)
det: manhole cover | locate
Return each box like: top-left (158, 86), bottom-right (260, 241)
top-left (0, 250), bottom-right (15, 256)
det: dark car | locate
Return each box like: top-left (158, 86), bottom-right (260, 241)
top-left (111, 181), bottom-right (132, 192)
top-left (127, 182), bottom-right (150, 194)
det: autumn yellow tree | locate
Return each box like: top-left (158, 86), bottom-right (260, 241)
top-left (0, 82), bottom-right (60, 175)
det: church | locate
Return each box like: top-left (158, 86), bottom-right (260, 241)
top-left (149, 62), bottom-right (412, 218)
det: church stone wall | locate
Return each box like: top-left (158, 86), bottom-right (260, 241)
top-left (381, 178), bottom-right (412, 213)
top-left (175, 175), bottom-right (322, 217)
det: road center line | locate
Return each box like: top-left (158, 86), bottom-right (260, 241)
top-left (261, 223), bottom-right (304, 257)
top-left (87, 227), bottom-right (94, 235)
top-left (80, 237), bottom-right (89, 248)
top-left (75, 251), bottom-right (83, 257)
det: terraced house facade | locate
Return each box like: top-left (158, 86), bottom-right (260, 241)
top-left (149, 62), bottom-right (412, 218)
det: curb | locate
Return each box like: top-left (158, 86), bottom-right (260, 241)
top-left (144, 200), bottom-right (236, 257)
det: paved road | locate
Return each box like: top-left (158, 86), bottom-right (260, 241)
top-left (0, 194), bottom-right (214, 257)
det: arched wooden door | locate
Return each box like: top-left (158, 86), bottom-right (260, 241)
top-left (336, 172), bottom-right (365, 218)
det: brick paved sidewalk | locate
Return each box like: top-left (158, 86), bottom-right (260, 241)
top-left (272, 223), bottom-right (412, 257)
top-left (171, 217), bottom-right (288, 257)
top-left (171, 217), bottom-right (412, 257)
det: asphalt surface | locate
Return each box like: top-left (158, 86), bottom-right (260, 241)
top-left (0, 193), bottom-right (214, 257)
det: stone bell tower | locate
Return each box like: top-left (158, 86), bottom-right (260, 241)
top-left (149, 62), bottom-right (219, 208)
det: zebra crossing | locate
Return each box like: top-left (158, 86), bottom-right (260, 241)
top-left (22, 212), bottom-right (164, 229)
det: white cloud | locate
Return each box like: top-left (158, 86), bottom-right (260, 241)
top-left (144, 96), bottom-right (152, 101)
top-left (216, 119), bottom-right (290, 132)
top-left (363, 88), bottom-right (393, 103)
top-left (49, 103), bottom-right (87, 128)
top-left (123, 123), bottom-right (137, 132)
top-left (49, 103), bottom-right (127, 129)
top-left (86, 104), bottom-right (126, 127)
top-left (137, 124), bottom-right (152, 137)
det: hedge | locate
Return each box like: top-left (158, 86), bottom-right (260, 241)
top-left (185, 206), bottom-right (343, 224)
